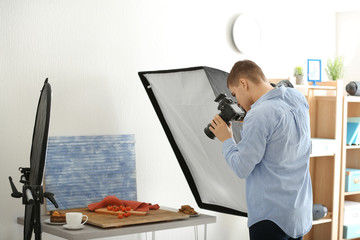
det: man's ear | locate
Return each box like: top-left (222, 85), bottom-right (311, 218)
top-left (239, 78), bottom-right (248, 90)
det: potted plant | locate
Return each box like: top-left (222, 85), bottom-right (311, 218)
top-left (325, 56), bottom-right (344, 81)
top-left (293, 66), bottom-right (304, 85)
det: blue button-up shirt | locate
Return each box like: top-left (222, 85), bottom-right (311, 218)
top-left (222, 86), bottom-right (312, 238)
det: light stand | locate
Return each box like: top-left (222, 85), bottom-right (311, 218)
top-left (8, 79), bottom-right (58, 240)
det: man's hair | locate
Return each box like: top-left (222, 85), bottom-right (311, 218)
top-left (227, 60), bottom-right (267, 87)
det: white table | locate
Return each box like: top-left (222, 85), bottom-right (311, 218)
top-left (17, 211), bottom-right (216, 240)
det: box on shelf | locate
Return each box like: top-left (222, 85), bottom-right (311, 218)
top-left (344, 201), bottom-right (360, 225)
top-left (345, 169), bottom-right (360, 192)
top-left (347, 118), bottom-right (360, 145)
top-left (310, 138), bottom-right (336, 156)
top-left (344, 224), bottom-right (360, 239)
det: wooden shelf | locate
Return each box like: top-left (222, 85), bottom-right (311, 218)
top-left (296, 85), bottom-right (337, 91)
top-left (339, 93), bottom-right (360, 240)
top-left (346, 145), bottom-right (360, 149)
top-left (313, 212), bottom-right (332, 225)
top-left (344, 191), bottom-right (360, 196)
top-left (303, 80), bottom-right (343, 240)
top-left (310, 154), bottom-right (335, 158)
top-left (346, 96), bottom-right (360, 103)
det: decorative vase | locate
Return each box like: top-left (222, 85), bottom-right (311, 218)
top-left (296, 76), bottom-right (304, 85)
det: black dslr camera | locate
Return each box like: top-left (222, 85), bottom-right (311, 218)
top-left (204, 79), bottom-right (294, 140)
top-left (204, 93), bottom-right (246, 139)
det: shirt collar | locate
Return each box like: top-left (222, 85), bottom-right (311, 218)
top-left (251, 85), bottom-right (286, 109)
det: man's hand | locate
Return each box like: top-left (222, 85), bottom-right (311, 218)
top-left (209, 114), bottom-right (233, 142)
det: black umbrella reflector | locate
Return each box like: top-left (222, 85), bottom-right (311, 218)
top-left (24, 79), bottom-right (52, 240)
top-left (29, 80), bottom-right (52, 185)
top-left (139, 67), bottom-right (247, 217)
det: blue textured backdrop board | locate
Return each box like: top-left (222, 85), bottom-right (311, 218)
top-left (44, 135), bottom-right (136, 211)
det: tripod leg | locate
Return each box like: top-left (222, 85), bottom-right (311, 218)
top-left (33, 201), bottom-right (42, 240)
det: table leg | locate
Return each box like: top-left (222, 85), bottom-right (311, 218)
top-left (194, 226), bottom-right (198, 240)
top-left (204, 224), bottom-right (207, 240)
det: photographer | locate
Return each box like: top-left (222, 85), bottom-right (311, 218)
top-left (209, 60), bottom-right (312, 240)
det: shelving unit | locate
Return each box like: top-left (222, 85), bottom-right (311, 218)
top-left (339, 96), bottom-right (360, 240)
top-left (268, 80), bottom-right (343, 240)
top-left (298, 81), bottom-right (343, 240)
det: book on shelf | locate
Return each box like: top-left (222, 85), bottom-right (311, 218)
top-left (347, 118), bottom-right (360, 145)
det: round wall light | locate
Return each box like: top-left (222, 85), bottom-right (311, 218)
top-left (232, 14), bottom-right (261, 54)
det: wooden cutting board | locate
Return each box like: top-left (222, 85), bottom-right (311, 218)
top-left (95, 207), bottom-right (147, 216)
top-left (59, 208), bottom-right (189, 228)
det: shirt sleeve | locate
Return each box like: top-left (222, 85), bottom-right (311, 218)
top-left (222, 108), bottom-right (275, 178)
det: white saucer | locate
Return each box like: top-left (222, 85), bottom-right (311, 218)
top-left (44, 219), bottom-right (66, 225)
top-left (63, 224), bottom-right (85, 230)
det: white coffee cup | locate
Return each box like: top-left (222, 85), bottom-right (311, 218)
top-left (65, 212), bottom-right (88, 227)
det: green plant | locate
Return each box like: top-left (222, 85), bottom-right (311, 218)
top-left (293, 66), bottom-right (304, 76)
top-left (325, 57), bottom-right (344, 81)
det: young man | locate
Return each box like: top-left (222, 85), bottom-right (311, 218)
top-left (209, 60), bottom-right (312, 240)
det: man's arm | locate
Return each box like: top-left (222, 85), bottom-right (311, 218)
top-left (212, 112), bottom-right (267, 179)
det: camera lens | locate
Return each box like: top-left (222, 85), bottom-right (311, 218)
top-left (204, 124), bottom-right (215, 139)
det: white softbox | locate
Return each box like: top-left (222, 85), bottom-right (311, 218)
top-left (139, 67), bottom-right (247, 216)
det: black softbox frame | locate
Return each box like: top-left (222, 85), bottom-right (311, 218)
top-left (139, 67), bottom-right (247, 217)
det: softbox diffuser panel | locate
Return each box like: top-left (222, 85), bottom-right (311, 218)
top-left (139, 67), bottom-right (247, 217)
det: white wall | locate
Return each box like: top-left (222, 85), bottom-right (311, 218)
top-left (336, 10), bottom-right (360, 88)
top-left (0, 0), bottom-right (347, 239)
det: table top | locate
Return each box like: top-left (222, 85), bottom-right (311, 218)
top-left (17, 208), bottom-right (216, 240)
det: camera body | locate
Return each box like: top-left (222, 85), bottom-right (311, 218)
top-left (204, 79), bottom-right (294, 140)
top-left (204, 93), bottom-right (246, 139)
